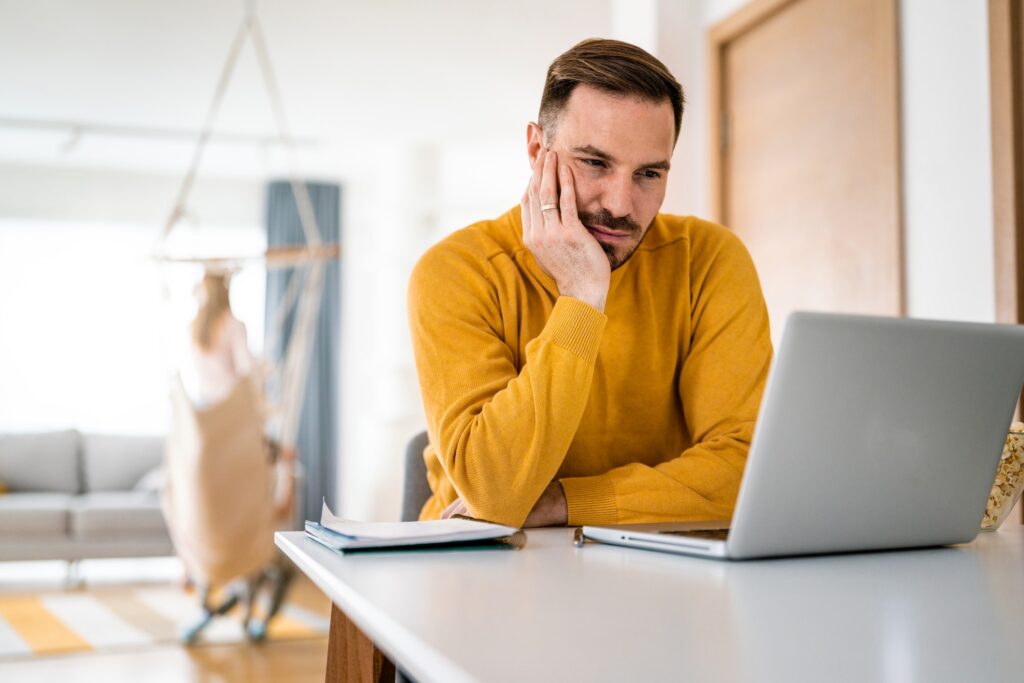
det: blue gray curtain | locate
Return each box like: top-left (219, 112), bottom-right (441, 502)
top-left (264, 181), bottom-right (340, 525)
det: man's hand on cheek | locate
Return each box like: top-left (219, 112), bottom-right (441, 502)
top-left (520, 150), bottom-right (611, 312)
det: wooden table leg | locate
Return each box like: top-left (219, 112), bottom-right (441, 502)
top-left (325, 603), bottom-right (396, 683)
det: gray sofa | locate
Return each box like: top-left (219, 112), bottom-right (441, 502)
top-left (0, 430), bottom-right (174, 561)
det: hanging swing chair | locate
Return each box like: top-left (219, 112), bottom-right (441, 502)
top-left (154, 4), bottom-right (339, 644)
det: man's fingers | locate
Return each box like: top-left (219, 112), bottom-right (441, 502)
top-left (441, 498), bottom-right (463, 520)
top-left (539, 151), bottom-right (560, 225)
top-left (527, 151), bottom-right (547, 243)
top-left (559, 163), bottom-right (580, 226)
top-left (528, 148), bottom-right (544, 196)
top-left (527, 150), bottom-right (545, 215)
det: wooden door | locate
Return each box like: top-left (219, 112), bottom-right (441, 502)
top-left (710, 0), bottom-right (904, 343)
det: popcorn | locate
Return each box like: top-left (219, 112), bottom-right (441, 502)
top-left (981, 422), bottom-right (1024, 530)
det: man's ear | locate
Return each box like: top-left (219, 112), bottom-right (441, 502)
top-left (526, 122), bottom-right (545, 166)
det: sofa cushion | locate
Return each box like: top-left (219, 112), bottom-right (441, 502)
top-left (0, 430), bottom-right (80, 494)
top-left (82, 433), bottom-right (164, 492)
top-left (133, 466), bottom-right (164, 493)
top-left (0, 492), bottom-right (72, 535)
top-left (70, 491), bottom-right (168, 539)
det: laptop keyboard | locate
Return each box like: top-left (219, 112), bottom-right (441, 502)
top-left (659, 529), bottom-right (730, 541)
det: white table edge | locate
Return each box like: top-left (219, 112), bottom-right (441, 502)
top-left (276, 531), bottom-right (478, 683)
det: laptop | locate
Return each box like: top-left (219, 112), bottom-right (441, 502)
top-left (580, 312), bottom-right (1024, 560)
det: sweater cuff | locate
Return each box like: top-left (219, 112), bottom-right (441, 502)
top-left (560, 475), bottom-right (618, 526)
top-left (543, 296), bottom-right (607, 363)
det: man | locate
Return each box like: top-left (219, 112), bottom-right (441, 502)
top-left (408, 38), bottom-right (772, 528)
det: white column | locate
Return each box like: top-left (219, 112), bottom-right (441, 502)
top-left (339, 143), bottom-right (435, 521)
top-left (900, 0), bottom-right (995, 322)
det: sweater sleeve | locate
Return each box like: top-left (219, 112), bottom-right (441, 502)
top-left (559, 231), bottom-right (773, 525)
top-left (408, 240), bottom-right (607, 527)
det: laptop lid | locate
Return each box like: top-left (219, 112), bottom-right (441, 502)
top-left (724, 312), bottom-right (1024, 559)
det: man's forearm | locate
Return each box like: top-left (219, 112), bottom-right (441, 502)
top-left (417, 296), bottom-right (607, 527)
top-left (558, 428), bottom-right (755, 526)
top-left (438, 302), bottom-right (602, 525)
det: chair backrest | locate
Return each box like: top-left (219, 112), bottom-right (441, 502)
top-left (400, 431), bottom-right (431, 522)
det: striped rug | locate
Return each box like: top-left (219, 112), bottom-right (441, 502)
top-left (0, 585), bottom-right (329, 659)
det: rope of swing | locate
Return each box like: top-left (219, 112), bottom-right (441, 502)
top-left (157, 6), bottom-right (323, 250)
top-left (155, 2), bottom-right (330, 449)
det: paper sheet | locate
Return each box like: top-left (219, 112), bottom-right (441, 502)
top-left (319, 500), bottom-right (516, 540)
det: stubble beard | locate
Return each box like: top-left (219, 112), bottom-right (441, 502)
top-left (578, 208), bottom-right (653, 270)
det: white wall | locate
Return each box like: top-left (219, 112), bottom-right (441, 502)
top-left (0, 164), bottom-right (261, 227)
top-left (900, 0), bottom-right (994, 322)
top-left (658, 1), bottom-right (714, 218)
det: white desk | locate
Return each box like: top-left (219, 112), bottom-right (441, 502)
top-left (276, 527), bottom-right (1024, 683)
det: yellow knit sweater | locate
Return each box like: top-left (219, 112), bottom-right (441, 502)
top-left (408, 206), bottom-right (772, 527)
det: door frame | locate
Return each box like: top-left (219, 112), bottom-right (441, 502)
top-left (990, 0), bottom-right (1024, 523)
top-left (991, 0), bottom-right (1024, 328)
top-left (706, 0), bottom-right (906, 315)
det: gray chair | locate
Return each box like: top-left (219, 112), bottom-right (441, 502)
top-left (396, 430), bottom-right (431, 683)
top-left (400, 431), bottom-right (431, 522)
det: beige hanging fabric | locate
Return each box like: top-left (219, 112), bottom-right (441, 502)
top-left (162, 376), bottom-right (276, 586)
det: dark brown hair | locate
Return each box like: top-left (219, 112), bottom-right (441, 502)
top-left (539, 38), bottom-right (685, 142)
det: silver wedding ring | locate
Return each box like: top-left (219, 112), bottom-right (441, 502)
top-left (540, 203), bottom-right (559, 212)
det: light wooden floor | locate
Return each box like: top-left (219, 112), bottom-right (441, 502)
top-left (0, 636), bottom-right (328, 683)
top-left (0, 564), bottom-right (331, 683)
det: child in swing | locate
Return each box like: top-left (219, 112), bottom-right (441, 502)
top-left (182, 269), bottom-right (297, 520)
top-left (185, 270), bottom-right (255, 408)
top-left (172, 270), bottom-right (298, 643)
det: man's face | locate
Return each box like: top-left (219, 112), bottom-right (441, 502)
top-left (532, 84), bottom-right (676, 269)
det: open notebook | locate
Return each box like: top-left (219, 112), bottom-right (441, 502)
top-left (305, 501), bottom-right (525, 552)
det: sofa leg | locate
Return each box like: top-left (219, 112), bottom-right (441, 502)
top-left (65, 560), bottom-right (83, 589)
